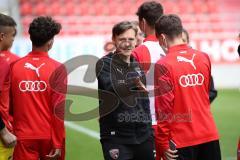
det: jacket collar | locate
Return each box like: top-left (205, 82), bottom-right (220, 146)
top-left (143, 34), bottom-right (158, 42)
top-left (28, 51), bottom-right (49, 57)
top-left (167, 44), bottom-right (189, 54)
top-left (111, 52), bottom-right (137, 68)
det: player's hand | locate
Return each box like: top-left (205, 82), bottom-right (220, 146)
top-left (134, 77), bottom-right (148, 93)
top-left (164, 148), bottom-right (178, 160)
top-left (0, 127), bottom-right (17, 148)
top-left (46, 148), bottom-right (61, 160)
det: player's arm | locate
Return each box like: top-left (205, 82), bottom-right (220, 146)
top-left (0, 126), bottom-right (17, 148)
top-left (154, 63), bottom-right (178, 160)
top-left (0, 87), bottom-right (16, 148)
top-left (95, 58), bottom-right (112, 91)
top-left (132, 46), bottom-right (151, 73)
top-left (209, 76), bottom-right (217, 103)
top-left (0, 68), bottom-right (16, 148)
top-left (0, 74), bottom-right (6, 130)
top-left (202, 52), bottom-right (217, 103)
top-left (48, 64), bottom-right (67, 158)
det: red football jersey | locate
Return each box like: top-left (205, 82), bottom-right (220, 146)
top-left (10, 51), bottom-right (67, 148)
top-left (132, 35), bottom-right (165, 125)
top-left (0, 50), bottom-right (20, 65)
top-left (132, 35), bottom-right (165, 160)
top-left (0, 51), bottom-right (19, 131)
top-left (154, 44), bottom-right (219, 154)
top-left (0, 58), bottom-right (9, 92)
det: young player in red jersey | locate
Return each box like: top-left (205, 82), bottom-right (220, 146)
top-left (132, 2), bottom-right (165, 159)
top-left (0, 13), bottom-right (19, 139)
top-left (0, 13), bottom-right (17, 159)
top-left (154, 14), bottom-right (221, 160)
top-left (10, 16), bottom-right (67, 160)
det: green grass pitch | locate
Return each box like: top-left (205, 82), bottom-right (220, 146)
top-left (65, 89), bottom-right (240, 160)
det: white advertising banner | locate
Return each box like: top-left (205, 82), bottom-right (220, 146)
top-left (11, 36), bottom-right (240, 88)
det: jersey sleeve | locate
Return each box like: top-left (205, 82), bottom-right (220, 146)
top-left (50, 64), bottom-right (67, 148)
top-left (132, 45), bottom-right (151, 73)
top-left (0, 70), bottom-right (11, 131)
top-left (0, 61), bottom-right (9, 92)
top-left (95, 58), bottom-right (112, 91)
top-left (0, 62), bottom-right (9, 130)
top-left (154, 62), bottom-right (174, 157)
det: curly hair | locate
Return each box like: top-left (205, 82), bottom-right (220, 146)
top-left (136, 1), bottom-right (163, 28)
top-left (28, 16), bottom-right (61, 47)
top-left (155, 14), bottom-right (183, 40)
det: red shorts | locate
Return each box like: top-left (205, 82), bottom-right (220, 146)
top-left (13, 139), bottom-right (65, 160)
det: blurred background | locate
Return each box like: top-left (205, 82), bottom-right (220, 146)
top-left (1, 0), bottom-right (240, 159)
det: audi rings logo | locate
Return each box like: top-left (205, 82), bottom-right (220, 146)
top-left (19, 80), bottom-right (47, 92)
top-left (179, 73), bottom-right (204, 87)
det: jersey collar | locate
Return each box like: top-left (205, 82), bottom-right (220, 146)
top-left (28, 51), bottom-right (49, 57)
top-left (168, 44), bottom-right (189, 54)
top-left (143, 34), bottom-right (158, 42)
top-left (0, 50), bottom-right (9, 57)
top-left (112, 52), bottom-right (137, 68)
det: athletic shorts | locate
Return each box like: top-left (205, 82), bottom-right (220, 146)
top-left (13, 139), bottom-right (65, 160)
top-left (0, 140), bottom-right (14, 160)
top-left (177, 140), bottom-right (221, 160)
top-left (101, 136), bottom-right (155, 160)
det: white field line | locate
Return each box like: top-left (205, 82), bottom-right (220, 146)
top-left (65, 121), bottom-right (100, 139)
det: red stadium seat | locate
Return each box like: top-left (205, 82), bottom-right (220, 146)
top-left (34, 2), bottom-right (47, 16)
top-left (64, 2), bottom-right (75, 16)
top-left (50, 2), bottom-right (62, 16)
top-left (78, 2), bottom-right (90, 16)
top-left (18, 0), bottom-right (238, 37)
top-left (20, 2), bottom-right (32, 16)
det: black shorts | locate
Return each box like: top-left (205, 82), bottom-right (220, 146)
top-left (177, 140), bottom-right (221, 160)
top-left (101, 137), bottom-right (155, 160)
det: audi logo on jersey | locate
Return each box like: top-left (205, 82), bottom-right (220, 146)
top-left (179, 73), bottom-right (204, 87)
top-left (19, 80), bottom-right (47, 92)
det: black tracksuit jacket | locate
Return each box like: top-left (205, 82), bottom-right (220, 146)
top-left (96, 52), bottom-right (152, 144)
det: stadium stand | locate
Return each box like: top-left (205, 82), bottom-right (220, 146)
top-left (18, 0), bottom-right (240, 36)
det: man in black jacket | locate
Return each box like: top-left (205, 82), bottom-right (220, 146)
top-left (96, 21), bottom-right (154, 160)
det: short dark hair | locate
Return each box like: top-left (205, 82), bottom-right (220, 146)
top-left (155, 14), bottom-right (183, 39)
top-left (112, 21), bottom-right (138, 38)
top-left (136, 1), bottom-right (163, 28)
top-left (0, 13), bottom-right (16, 32)
top-left (28, 16), bottom-right (61, 47)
